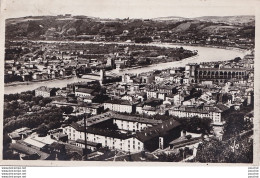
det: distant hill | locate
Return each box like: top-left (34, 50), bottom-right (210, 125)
top-left (152, 16), bottom-right (187, 21)
top-left (152, 15), bottom-right (255, 25)
top-left (191, 16), bottom-right (255, 25)
top-left (5, 15), bottom-right (255, 41)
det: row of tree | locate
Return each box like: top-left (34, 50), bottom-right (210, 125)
top-left (4, 92), bottom-right (74, 134)
top-left (195, 137), bottom-right (253, 163)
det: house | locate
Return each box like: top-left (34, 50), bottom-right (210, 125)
top-left (169, 104), bottom-right (230, 125)
top-left (8, 133), bottom-right (21, 143)
top-left (35, 86), bottom-right (56, 97)
top-left (75, 139), bottom-right (101, 151)
top-left (32, 72), bottom-right (43, 80)
top-left (112, 114), bottom-right (162, 132)
top-left (51, 132), bottom-right (68, 142)
top-left (56, 89), bottom-right (71, 97)
top-left (62, 122), bottom-right (144, 153)
top-left (169, 133), bottom-right (203, 149)
top-left (147, 90), bottom-right (158, 99)
top-left (140, 73), bottom-right (154, 84)
top-left (157, 85), bottom-right (178, 95)
top-left (9, 142), bottom-right (51, 160)
top-left (49, 142), bottom-right (66, 155)
top-left (83, 95), bottom-right (95, 103)
top-left (75, 88), bottom-right (95, 98)
top-left (104, 99), bottom-right (137, 114)
top-left (166, 93), bottom-right (184, 105)
top-left (135, 119), bottom-right (182, 152)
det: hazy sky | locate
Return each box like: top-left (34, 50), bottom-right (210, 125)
top-left (2, 0), bottom-right (256, 19)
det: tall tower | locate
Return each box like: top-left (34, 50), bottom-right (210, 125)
top-left (100, 69), bottom-right (105, 85)
top-left (247, 92), bottom-right (252, 105)
top-left (190, 64), bottom-right (197, 77)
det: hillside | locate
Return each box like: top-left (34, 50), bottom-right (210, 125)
top-left (5, 15), bottom-right (255, 42)
top-left (192, 16), bottom-right (255, 25)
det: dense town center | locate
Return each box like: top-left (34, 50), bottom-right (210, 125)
top-left (3, 15), bottom-right (254, 162)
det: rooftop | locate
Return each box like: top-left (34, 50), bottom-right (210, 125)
top-left (35, 86), bottom-right (54, 93)
top-left (105, 99), bottom-right (136, 105)
top-left (75, 88), bottom-right (95, 94)
top-left (135, 119), bottom-right (181, 142)
top-left (113, 114), bottom-right (162, 125)
top-left (10, 142), bottom-right (50, 160)
top-left (75, 139), bottom-right (100, 147)
top-left (64, 122), bottom-right (131, 140)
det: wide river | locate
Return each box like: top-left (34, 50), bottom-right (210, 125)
top-left (4, 41), bottom-right (249, 94)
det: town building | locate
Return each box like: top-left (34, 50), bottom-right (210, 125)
top-left (169, 104), bottom-right (230, 125)
top-left (35, 86), bottom-right (56, 97)
top-left (104, 99), bottom-right (138, 113)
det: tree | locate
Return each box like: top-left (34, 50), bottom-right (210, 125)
top-left (47, 121), bottom-right (61, 130)
top-left (2, 133), bottom-right (20, 160)
top-left (40, 97), bottom-right (52, 107)
top-left (36, 124), bottom-right (48, 136)
top-left (60, 106), bottom-right (74, 114)
top-left (233, 57), bottom-right (242, 63)
top-left (196, 137), bottom-right (253, 163)
top-left (176, 116), bottom-right (212, 134)
top-left (135, 37), bottom-right (153, 43)
top-left (223, 113), bottom-right (245, 140)
top-left (156, 152), bottom-right (178, 162)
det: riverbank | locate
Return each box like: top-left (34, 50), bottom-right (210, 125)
top-left (5, 42), bottom-right (247, 94)
top-left (117, 54), bottom-right (199, 74)
top-left (4, 76), bottom-right (74, 87)
top-left (16, 39), bottom-right (252, 51)
top-left (157, 42), bottom-right (250, 53)
top-left (16, 39), bottom-right (251, 53)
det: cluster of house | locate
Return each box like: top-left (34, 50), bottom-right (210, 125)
top-left (7, 51), bottom-right (254, 160)
top-left (4, 43), bottom-right (77, 83)
top-left (8, 127), bottom-right (69, 160)
top-left (33, 53), bottom-right (253, 127)
top-left (101, 55), bottom-right (253, 125)
top-left (62, 112), bottom-right (182, 153)
top-left (168, 33), bottom-right (254, 49)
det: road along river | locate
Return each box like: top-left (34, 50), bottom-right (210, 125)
top-left (4, 41), bottom-right (249, 94)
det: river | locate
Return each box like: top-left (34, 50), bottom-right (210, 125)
top-left (4, 41), bottom-right (249, 94)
